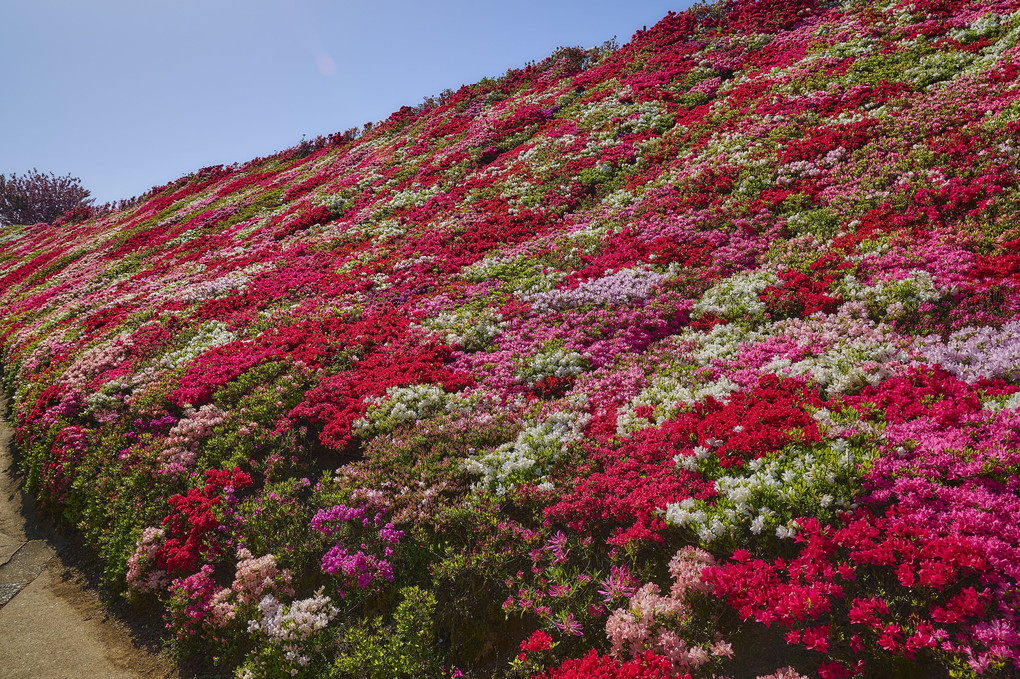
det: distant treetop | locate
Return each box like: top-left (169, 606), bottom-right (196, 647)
top-left (0, 168), bottom-right (93, 226)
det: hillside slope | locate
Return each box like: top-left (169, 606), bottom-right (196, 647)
top-left (3, 1), bottom-right (1020, 677)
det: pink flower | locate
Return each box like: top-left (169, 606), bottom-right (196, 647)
top-left (802, 625), bottom-right (830, 653)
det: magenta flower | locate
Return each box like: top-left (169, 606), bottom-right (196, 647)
top-left (552, 612), bottom-right (584, 637)
top-left (597, 565), bottom-right (637, 603)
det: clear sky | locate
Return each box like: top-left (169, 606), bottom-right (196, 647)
top-left (1, 1), bottom-right (694, 205)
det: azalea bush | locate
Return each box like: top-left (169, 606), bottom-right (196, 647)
top-left (3, 0), bottom-right (1020, 677)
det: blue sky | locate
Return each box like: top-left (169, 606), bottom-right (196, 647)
top-left (1, 1), bottom-right (693, 205)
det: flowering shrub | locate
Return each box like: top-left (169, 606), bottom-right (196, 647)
top-left (332, 586), bottom-right (443, 679)
top-left (241, 588), bottom-right (338, 677)
top-left (4, 0), bottom-right (1020, 676)
top-left (312, 502), bottom-right (403, 597)
top-left (536, 649), bottom-right (691, 679)
top-left (155, 467), bottom-right (252, 576)
top-left (605, 547), bottom-right (731, 674)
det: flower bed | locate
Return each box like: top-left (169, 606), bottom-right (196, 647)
top-left (3, 0), bottom-right (1020, 677)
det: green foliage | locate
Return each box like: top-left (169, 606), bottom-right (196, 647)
top-left (676, 91), bottom-right (712, 108)
top-left (785, 205), bottom-right (841, 240)
top-left (219, 188), bottom-right (285, 230)
top-left (203, 362), bottom-right (312, 470)
top-left (332, 587), bottom-right (444, 679)
top-left (578, 164), bottom-right (616, 191)
top-left (235, 478), bottom-right (318, 575)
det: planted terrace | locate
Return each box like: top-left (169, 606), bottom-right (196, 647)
top-left (2, 1), bottom-right (1020, 677)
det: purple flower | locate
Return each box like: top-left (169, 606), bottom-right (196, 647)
top-left (378, 522), bottom-right (404, 545)
top-left (320, 546), bottom-right (393, 588)
top-left (310, 504), bottom-right (368, 536)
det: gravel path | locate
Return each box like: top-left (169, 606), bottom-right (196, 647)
top-left (0, 393), bottom-right (178, 679)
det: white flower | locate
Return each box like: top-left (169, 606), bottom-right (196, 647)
top-left (463, 411), bottom-right (591, 494)
top-left (693, 270), bottom-right (779, 320)
top-left (776, 524), bottom-right (797, 539)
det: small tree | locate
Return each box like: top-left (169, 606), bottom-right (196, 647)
top-left (0, 168), bottom-right (93, 226)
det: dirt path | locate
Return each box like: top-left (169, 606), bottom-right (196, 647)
top-left (0, 393), bottom-right (179, 679)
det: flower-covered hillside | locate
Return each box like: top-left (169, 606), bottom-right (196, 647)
top-left (3, 0), bottom-right (1020, 677)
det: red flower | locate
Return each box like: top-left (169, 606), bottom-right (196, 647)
top-left (802, 624), bottom-right (830, 652)
top-left (877, 623), bottom-right (902, 652)
top-left (521, 630), bottom-right (553, 652)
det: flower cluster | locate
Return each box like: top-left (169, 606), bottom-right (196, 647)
top-left (245, 588), bottom-right (338, 675)
top-left (155, 468), bottom-right (253, 576)
top-left (605, 548), bottom-right (730, 674)
top-left (311, 503), bottom-right (404, 597)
